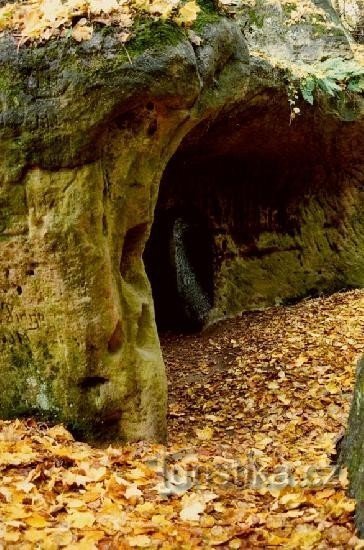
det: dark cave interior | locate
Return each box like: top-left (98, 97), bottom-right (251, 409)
top-left (144, 94), bottom-right (355, 333)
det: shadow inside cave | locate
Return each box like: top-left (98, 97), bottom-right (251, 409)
top-left (144, 92), bottom-right (363, 334)
top-left (144, 208), bottom-right (214, 332)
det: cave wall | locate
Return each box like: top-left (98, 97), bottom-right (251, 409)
top-left (0, 112), bottom-right (181, 442)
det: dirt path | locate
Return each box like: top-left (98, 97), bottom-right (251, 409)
top-left (163, 290), bottom-right (364, 454)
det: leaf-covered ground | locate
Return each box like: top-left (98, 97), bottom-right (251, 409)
top-left (0, 0), bottom-right (346, 46)
top-left (0, 0), bottom-right (202, 45)
top-left (1, 289), bottom-right (364, 548)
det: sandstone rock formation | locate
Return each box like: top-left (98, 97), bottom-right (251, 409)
top-left (0, 1), bottom-right (362, 441)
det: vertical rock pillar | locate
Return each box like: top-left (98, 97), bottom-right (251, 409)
top-left (0, 107), bottom-right (190, 442)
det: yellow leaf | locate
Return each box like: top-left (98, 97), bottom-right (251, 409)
top-left (89, 0), bottom-right (119, 15)
top-left (279, 492), bottom-right (306, 510)
top-left (67, 510), bottom-right (96, 528)
top-left (62, 471), bottom-right (90, 486)
top-left (126, 467), bottom-right (147, 480)
top-left (254, 435), bottom-right (273, 449)
top-left (3, 530), bottom-right (20, 542)
top-left (0, 487), bottom-right (11, 502)
top-left (339, 467), bottom-right (349, 488)
top-left (15, 480), bottom-right (35, 493)
top-left (81, 465), bottom-right (107, 482)
top-left (0, 4), bottom-right (16, 32)
top-left (326, 381), bottom-right (340, 394)
top-left (180, 500), bottom-right (205, 521)
top-left (46, 425), bottom-right (74, 441)
top-left (41, 0), bottom-right (68, 23)
top-left (21, 10), bottom-right (45, 41)
top-left (51, 446), bottom-right (89, 461)
top-left (65, 498), bottom-right (88, 509)
top-left (205, 414), bottom-right (223, 422)
top-left (295, 355), bottom-right (308, 367)
top-left (175, 0), bottom-right (200, 26)
top-left (229, 540), bottom-right (244, 549)
top-left (195, 427), bottom-right (213, 441)
top-left (150, 0), bottom-right (178, 18)
top-left (125, 484), bottom-right (143, 500)
top-left (127, 535), bottom-right (152, 547)
top-left (329, 497), bottom-right (355, 517)
top-left (136, 502), bottom-right (154, 513)
top-left (286, 524), bottom-right (322, 549)
top-left (180, 491), bottom-right (216, 522)
top-left (4, 504), bottom-right (29, 519)
top-left (25, 513), bottom-right (50, 528)
top-left (277, 394), bottom-right (291, 405)
top-left (24, 528), bottom-right (45, 543)
top-left (151, 514), bottom-right (172, 527)
top-left (78, 531), bottom-right (105, 547)
top-left (72, 22), bottom-right (93, 42)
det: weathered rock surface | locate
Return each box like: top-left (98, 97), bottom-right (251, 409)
top-left (0, 1), bottom-right (363, 440)
top-left (333, 0), bottom-right (363, 41)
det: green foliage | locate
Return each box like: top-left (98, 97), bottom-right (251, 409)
top-left (196, 0), bottom-right (216, 11)
top-left (300, 76), bottom-right (316, 104)
top-left (127, 17), bottom-right (184, 55)
top-left (128, 1), bottom-right (221, 53)
top-left (193, 0), bottom-right (221, 32)
top-left (248, 8), bottom-right (265, 28)
top-left (299, 57), bottom-right (364, 105)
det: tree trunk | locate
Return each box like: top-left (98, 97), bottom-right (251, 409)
top-left (341, 357), bottom-right (364, 535)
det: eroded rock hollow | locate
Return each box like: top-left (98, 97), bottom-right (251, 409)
top-left (0, 1), bottom-right (363, 441)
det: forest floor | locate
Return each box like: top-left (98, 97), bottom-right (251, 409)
top-left (1, 290), bottom-right (364, 549)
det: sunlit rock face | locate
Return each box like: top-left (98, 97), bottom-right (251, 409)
top-left (0, 2), bottom-right (362, 440)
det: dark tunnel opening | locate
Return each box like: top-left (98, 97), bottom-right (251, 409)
top-left (144, 208), bottom-right (214, 333)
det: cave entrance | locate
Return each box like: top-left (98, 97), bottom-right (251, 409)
top-left (144, 208), bottom-right (214, 332)
top-left (145, 93), bottom-right (361, 334)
